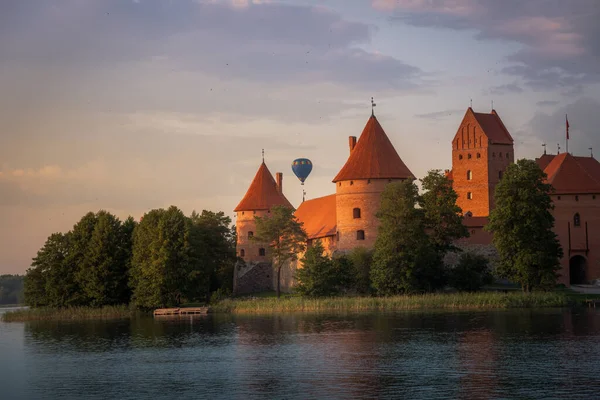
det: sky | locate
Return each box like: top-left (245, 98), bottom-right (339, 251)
top-left (1, 0), bottom-right (600, 274)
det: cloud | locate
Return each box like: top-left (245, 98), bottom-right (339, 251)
top-left (375, 0), bottom-right (600, 92)
top-left (415, 109), bottom-right (465, 120)
top-left (484, 83), bottom-right (524, 96)
top-left (536, 100), bottom-right (560, 107)
top-left (525, 97), bottom-right (600, 157)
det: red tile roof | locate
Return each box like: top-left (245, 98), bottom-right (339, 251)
top-left (333, 115), bottom-right (415, 182)
top-left (294, 194), bottom-right (337, 239)
top-left (535, 154), bottom-right (556, 171)
top-left (542, 153), bottom-right (600, 194)
top-left (471, 109), bottom-right (514, 145)
top-left (234, 162), bottom-right (293, 212)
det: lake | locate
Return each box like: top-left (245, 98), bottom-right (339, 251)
top-left (1, 307), bottom-right (600, 399)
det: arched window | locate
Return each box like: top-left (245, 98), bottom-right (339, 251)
top-left (492, 152), bottom-right (496, 158)
top-left (356, 230), bottom-right (365, 240)
top-left (467, 192), bottom-right (473, 200)
top-left (477, 153), bottom-right (481, 159)
top-left (467, 170), bottom-right (473, 180)
top-left (353, 208), bottom-right (361, 219)
top-left (575, 195), bottom-right (579, 202)
top-left (350, 181), bottom-right (354, 185)
top-left (499, 152), bottom-right (503, 158)
top-left (465, 211), bottom-right (473, 218)
top-left (574, 213), bottom-right (581, 227)
top-left (248, 231), bottom-right (254, 239)
top-left (468, 153), bottom-right (472, 159)
top-left (459, 154), bottom-right (463, 160)
top-left (240, 249), bottom-right (245, 257)
top-left (259, 248), bottom-right (266, 256)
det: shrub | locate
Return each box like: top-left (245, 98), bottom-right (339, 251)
top-left (449, 252), bottom-right (493, 292)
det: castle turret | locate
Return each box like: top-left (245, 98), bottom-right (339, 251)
top-left (332, 114), bottom-right (415, 251)
top-left (449, 107), bottom-right (514, 217)
top-left (234, 162), bottom-right (293, 263)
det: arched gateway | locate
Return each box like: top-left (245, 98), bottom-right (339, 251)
top-left (569, 256), bottom-right (587, 285)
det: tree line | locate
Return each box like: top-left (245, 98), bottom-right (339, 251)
top-left (0, 275), bottom-right (24, 305)
top-left (24, 206), bottom-right (236, 309)
top-left (263, 161), bottom-right (563, 296)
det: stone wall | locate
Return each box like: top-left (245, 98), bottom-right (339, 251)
top-left (444, 242), bottom-right (500, 270)
top-left (233, 260), bottom-right (273, 295)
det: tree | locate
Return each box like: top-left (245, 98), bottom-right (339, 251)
top-left (0, 275), bottom-right (24, 305)
top-left (253, 205), bottom-right (307, 298)
top-left (295, 240), bottom-right (334, 296)
top-left (130, 206), bottom-right (195, 308)
top-left (420, 169), bottom-right (469, 253)
top-left (25, 232), bottom-right (77, 307)
top-left (371, 180), bottom-right (442, 295)
top-left (449, 253), bottom-right (493, 292)
top-left (485, 159), bottom-right (563, 292)
top-left (347, 247), bottom-right (374, 295)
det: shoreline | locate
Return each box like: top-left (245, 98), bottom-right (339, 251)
top-left (2, 292), bottom-right (588, 322)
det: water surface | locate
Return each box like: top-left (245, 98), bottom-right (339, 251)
top-left (1, 307), bottom-right (600, 399)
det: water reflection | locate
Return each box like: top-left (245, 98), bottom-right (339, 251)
top-left (1, 309), bottom-right (600, 399)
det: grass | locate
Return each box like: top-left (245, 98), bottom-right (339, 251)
top-left (210, 291), bottom-right (573, 314)
top-left (1, 305), bottom-right (137, 322)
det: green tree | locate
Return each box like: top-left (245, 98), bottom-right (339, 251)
top-left (0, 275), bottom-right (24, 305)
top-left (295, 240), bottom-right (334, 296)
top-left (130, 206), bottom-right (194, 308)
top-left (420, 169), bottom-right (469, 253)
top-left (485, 159), bottom-right (563, 292)
top-left (25, 232), bottom-right (77, 307)
top-left (347, 247), bottom-right (374, 295)
top-left (371, 180), bottom-right (442, 295)
top-left (253, 205), bottom-right (307, 298)
top-left (449, 252), bottom-right (493, 292)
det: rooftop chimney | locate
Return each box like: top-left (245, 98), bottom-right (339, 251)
top-left (276, 172), bottom-right (283, 194)
top-left (349, 136), bottom-right (357, 153)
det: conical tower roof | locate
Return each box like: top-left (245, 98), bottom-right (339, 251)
top-left (234, 162), bottom-right (293, 212)
top-left (333, 115), bottom-right (415, 182)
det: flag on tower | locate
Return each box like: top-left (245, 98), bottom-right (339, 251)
top-left (566, 115), bottom-right (570, 140)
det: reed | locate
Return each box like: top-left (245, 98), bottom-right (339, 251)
top-left (210, 292), bottom-right (571, 314)
top-left (1, 305), bottom-right (136, 322)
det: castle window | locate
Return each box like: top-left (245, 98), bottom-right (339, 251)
top-left (459, 155), bottom-right (463, 160)
top-left (468, 153), bottom-right (472, 159)
top-left (339, 182), bottom-right (342, 187)
top-left (248, 231), bottom-right (254, 239)
top-left (558, 196), bottom-right (561, 200)
top-left (499, 171), bottom-right (503, 180)
top-left (477, 153), bottom-right (481, 159)
top-left (506, 153), bottom-right (510, 159)
top-left (259, 248), bottom-right (266, 256)
top-left (492, 152), bottom-right (496, 158)
top-left (336, 231), bottom-right (340, 242)
top-left (350, 181), bottom-right (354, 186)
top-left (465, 211), bottom-right (473, 217)
top-left (499, 153), bottom-right (503, 158)
top-left (575, 195), bottom-right (579, 202)
top-left (242, 212), bottom-right (245, 215)
top-left (467, 170), bottom-right (473, 181)
top-left (368, 179), bottom-right (371, 184)
top-left (353, 208), bottom-right (361, 219)
top-left (240, 249), bottom-right (245, 257)
top-left (356, 230), bottom-right (365, 240)
top-left (467, 192), bottom-right (473, 200)
top-left (574, 213), bottom-right (581, 227)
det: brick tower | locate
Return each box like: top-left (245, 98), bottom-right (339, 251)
top-left (450, 107), bottom-right (514, 217)
top-left (332, 113), bottom-right (415, 251)
top-left (234, 161), bottom-right (293, 263)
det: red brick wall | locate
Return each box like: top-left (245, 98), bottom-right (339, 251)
top-left (335, 178), bottom-right (404, 251)
top-left (236, 209), bottom-right (270, 263)
top-left (451, 115), bottom-right (514, 217)
top-left (550, 194), bottom-right (600, 284)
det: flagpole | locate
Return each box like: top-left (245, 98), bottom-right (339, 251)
top-left (566, 114), bottom-right (569, 154)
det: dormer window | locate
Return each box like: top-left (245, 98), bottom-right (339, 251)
top-left (574, 213), bottom-right (581, 227)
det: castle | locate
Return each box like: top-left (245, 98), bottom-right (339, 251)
top-left (233, 107), bottom-right (600, 293)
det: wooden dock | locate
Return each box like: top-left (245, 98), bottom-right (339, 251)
top-left (153, 307), bottom-right (209, 317)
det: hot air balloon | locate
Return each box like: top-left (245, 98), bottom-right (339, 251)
top-left (291, 158), bottom-right (313, 185)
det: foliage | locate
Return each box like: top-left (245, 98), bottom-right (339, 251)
top-left (371, 180), bottom-right (444, 295)
top-left (295, 240), bottom-right (352, 297)
top-left (486, 159), bottom-right (563, 292)
top-left (210, 292), bottom-right (571, 314)
top-left (0, 275), bottom-right (24, 305)
top-left (2, 305), bottom-right (135, 322)
top-left (253, 205), bottom-right (307, 298)
top-left (420, 169), bottom-right (469, 253)
top-left (449, 253), bottom-right (493, 292)
top-left (347, 247), bottom-right (374, 295)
